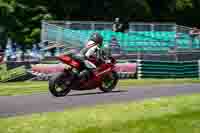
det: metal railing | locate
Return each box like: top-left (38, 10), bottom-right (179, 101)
top-left (41, 21), bottom-right (200, 54)
top-left (41, 21), bottom-right (176, 42)
top-left (176, 25), bottom-right (193, 34)
top-left (43, 21), bottom-right (176, 31)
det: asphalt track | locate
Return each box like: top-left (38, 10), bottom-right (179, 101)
top-left (0, 84), bottom-right (200, 118)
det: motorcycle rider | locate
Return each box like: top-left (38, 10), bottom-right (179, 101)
top-left (77, 32), bottom-right (104, 81)
top-left (43, 32), bottom-right (104, 81)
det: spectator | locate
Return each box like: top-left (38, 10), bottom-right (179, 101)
top-left (30, 44), bottom-right (41, 61)
top-left (189, 27), bottom-right (200, 48)
top-left (112, 17), bottom-right (122, 32)
top-left (5, 43), bottom-right (13, 61)
top-left (16, 47), bottom-right (23, 61)
top-left (0, 51), bottom-right (3, 63)
top-left (122, 18), bottom-right (130, 32)
top-left (0, 56), bottom-right (2, 62)
top-left (112, 17), bottom-right (129, 33)
top-left (0, 47), bottom-right (4, 61)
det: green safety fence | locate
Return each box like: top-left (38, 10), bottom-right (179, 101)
top-left (137, 60), bottom-right (199, 79)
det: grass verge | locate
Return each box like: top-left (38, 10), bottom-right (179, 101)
top-left (0, 78), bottom-right (200, 96)
top-left (0, 94), bottom-right (200, 133)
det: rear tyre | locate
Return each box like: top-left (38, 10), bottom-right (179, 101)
top-left (99, 71), bottom-right (119, 92)
top-left (49, 72), bottom-right (71, 97)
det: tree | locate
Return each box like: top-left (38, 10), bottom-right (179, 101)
top-left (176, 0), bottom-right (193, 11)
top-left (175, 0), bottom-right (200, 26)
top-left (0, 0), bottom-right (15, 48)
top-left (6, 0), bottom-right (53, 47)
top-left (1, 0), bottom-right (199, 48)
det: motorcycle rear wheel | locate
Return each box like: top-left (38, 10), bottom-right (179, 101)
top-left (99, 71), bottom-right (119, 92)
top-left (49, 72), bottom-right (71, 97)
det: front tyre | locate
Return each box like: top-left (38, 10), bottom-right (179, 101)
top-left (99, 71), bottom-right (119, 92)
top-left (49, 72), bottom-right (71, 97)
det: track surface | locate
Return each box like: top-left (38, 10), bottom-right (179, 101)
top-left (0, 84), bottom-right (200, 118)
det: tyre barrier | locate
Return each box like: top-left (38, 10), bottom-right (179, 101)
top-left (118, 72), bottom-right (136, 79)
top-left (24, 60), bottom-right (200, 80)
top-left (3, 59), bottom-right (199, 82)
top-left (27, 71), bottom-right (53, 81)
top-left (0, 62), bottom-right (137, 82)
top-left (29, 62), bottom-right (137, 80)
top-left (137, 60), bottom-right (200, 79)
top-left (28, 71), bottom-right (136, 81)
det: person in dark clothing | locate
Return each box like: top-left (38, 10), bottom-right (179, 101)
top-left (189, 27), bottom-right (200, 48)
top-left (0, 48), bottom-right (4, 63)
top-left (112, 17), bottom-right (129, 33)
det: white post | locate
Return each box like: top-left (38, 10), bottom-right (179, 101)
top-left (137, 59), bottom-right (142, 80)
top-left (198, 60), bottom-right (200, 79)
top-left (151, 24), bottom-right (154, 32)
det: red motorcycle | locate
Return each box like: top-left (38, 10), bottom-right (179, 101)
top-left (49, 50), bottom-right (119, 97)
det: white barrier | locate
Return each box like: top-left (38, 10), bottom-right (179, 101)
top-left (29, 63), bottom-right (137, 80)
top-left (199, 60), bottom-right (200, 79)
top-left (136, 59), bottom-right (142, 80)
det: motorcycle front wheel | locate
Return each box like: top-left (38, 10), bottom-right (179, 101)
top-left (49, 72), bottom-right (71, 97)
top-left (99, 71), bottom-right (119, 92)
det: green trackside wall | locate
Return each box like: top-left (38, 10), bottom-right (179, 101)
top-left (137, 60), bottom-right (200, 79)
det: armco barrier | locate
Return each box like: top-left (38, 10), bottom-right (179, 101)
top-left (137, 60), bottom-right (199, 79)
top-left (30, 63), bottom-right (137, 80)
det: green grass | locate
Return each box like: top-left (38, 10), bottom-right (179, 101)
top-left (0, 81), bottom-right (48, 96)
top-left (1, 94), bottom-right (200, 133)
top-left (119, 78), bottom-right (200, 86)
top-left (0, 79), bottom-right (200, 96)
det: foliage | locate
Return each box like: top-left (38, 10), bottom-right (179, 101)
top-left (176, 0), bottom-right (193, 11)
top-left (0, 0), bottom-right (199, 47)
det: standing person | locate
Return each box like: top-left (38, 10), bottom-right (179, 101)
top-left (0, 55), bottom-right (3, 63)
top-left (189, 27), bottom-right (200, 48)
top-left (0, 48), bottom-right (3, 63)
top-left (0, 45), bottom-right (3, 63)
top-left (112, 17), bottom-right (129, 54)
top-left (112, 17), bottom-right (129, 33)
top-left (112, 17), bottom-right (123, 32)
top-left (122, 18), bottom-right (130, 33)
